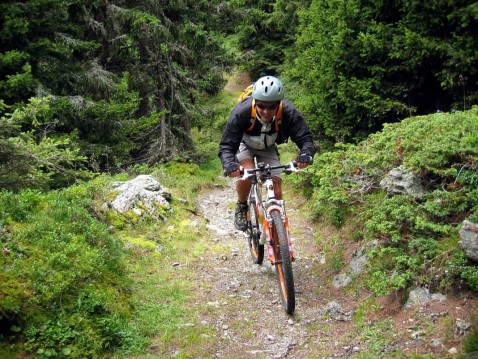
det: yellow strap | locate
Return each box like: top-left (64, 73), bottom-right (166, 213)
top-left (247, 100), bottom-right (282, 132)
top-left (275, 101), bottom-right (283, 132)
top-left (247, 99), bottom-right (256, 131)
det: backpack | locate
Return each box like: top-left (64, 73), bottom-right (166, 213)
top-left (237, 83), bottom-right (283, 132)
top-left (237, 83), bottom-right (254, 102)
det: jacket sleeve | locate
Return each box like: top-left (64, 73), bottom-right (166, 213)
top-left (218, 98), bottom-right (252, 169)
top-left (280, 99), bottom-right (317, 157)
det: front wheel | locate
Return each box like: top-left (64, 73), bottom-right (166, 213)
top-left (270, 210), bottom-right (295, 314)
top-left (247, 200), bottom-right (264, 264)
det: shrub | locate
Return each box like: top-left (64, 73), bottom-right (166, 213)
top-left (306, 107), bottom-right (478, 294)
top-left (0, 184), bottom-right (132, 357)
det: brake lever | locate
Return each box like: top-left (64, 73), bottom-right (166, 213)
top-left (284, 161), bottom-right (299, 174)
top-left (240, 168), bottom-right (254, 181)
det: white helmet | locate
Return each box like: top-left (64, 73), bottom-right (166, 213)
top-left (252, 76), bottom-right (285, 101)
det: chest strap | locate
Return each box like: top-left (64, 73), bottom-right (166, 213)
top-left (247, 99), bottom-right (283, 132)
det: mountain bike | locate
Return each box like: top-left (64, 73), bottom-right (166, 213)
top-left (239, 161), bottom-right (298, 314)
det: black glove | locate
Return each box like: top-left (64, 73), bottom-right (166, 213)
top-left (223, 162), bottom-right (240, 176)
top-left (297, 153), bottom-right (313, 165)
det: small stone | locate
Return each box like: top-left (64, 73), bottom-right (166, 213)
top-left (456, 320), bottom-right (471, 334)
top-left (410, 330), bottom-right (425, 339)
top-left (431, 338), bottom-right (443, 347)
top-left (448, 347), bottom-right (458, 355)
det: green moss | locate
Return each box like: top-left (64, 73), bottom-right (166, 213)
top-left (119, 234), bottom-right (159, 251)
top-left (104, 209), bottom-right (128, 229)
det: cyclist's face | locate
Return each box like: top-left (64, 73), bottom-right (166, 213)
top-left (255, 101), bottom-right (279, 122)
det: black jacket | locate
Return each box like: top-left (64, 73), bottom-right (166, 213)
top-left (219, 97), bottom-right (317, 169)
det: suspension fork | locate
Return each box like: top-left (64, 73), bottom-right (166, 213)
top-left (263, 207), bottom-right (294, 263)
top-left (283, 213), bottom-right (294, 261)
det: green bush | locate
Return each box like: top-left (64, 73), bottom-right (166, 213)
top-left (306, 107), bottom-right (478, 294)
top-left (0, 183), bottom-right (133, 357)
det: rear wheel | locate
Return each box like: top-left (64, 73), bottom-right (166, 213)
top-left (247, 199), bottom-right (264, 264)
top-left (270, 210), bottom-right (295, 314)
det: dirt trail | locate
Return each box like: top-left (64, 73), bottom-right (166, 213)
top-left (191, 179), bottom-right (476, 359)
top-left (194, 180), bottom-right (327, 358)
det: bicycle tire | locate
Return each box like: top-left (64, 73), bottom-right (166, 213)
top-left (270, 210), bottom-right (295, 314)
top-left (247, 199), bottom-right (264, 264)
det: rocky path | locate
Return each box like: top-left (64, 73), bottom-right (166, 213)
top-left (194, 180), bottom-right (327, 358)
top-left (190, 179), bottom-right (476, 358)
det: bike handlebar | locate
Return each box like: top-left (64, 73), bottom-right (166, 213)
top-left (239, 161), bottom-right (299, 181)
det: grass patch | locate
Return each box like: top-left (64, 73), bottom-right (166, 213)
top-left (107, 169), bottom-right (217, 357)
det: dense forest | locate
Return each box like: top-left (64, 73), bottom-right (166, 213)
top-left (2, 0), bottom-right (477, 190)
top-left (1, 0), bottom-right (478, 358)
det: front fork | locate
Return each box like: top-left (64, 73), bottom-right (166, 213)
top-left (263, 208), bottom-right (294, 264)
top-left (283, 215), bottom-right (295, 262)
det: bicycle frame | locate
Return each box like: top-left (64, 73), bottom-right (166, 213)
top-left (241, 162), bottom-right (298, 264)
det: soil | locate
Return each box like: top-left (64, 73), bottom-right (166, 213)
top-left (224, 72), bottom-right (252, 92)
top-left (190, 179), bottom-right (478, 358)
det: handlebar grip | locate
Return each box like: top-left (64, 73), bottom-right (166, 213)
top-left (224, 166), bottom-right (245, 177)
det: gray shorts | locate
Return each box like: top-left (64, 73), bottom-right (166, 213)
top-left (236, 142), bottom-right (282, 177)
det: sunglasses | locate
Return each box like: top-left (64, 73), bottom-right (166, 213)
top-left (256, 103), bottom-right (279, 111)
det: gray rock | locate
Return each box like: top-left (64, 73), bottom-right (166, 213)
top-left (349, 246), bottom-right (368, 275)
top-left (431, 293), bottom-right (447, 302)
top-left (332, 273), bottom-right (352, 289)
top-left (380, 166), bottom-right (424, 197)
top-left (333, 241), bottom-right (378, 289)
top-left (404, 287), bottom-right (431, 309)
top-left (107, 174), bottom-right (172, 218)
top-left (404, 287), bottom-right (447, 309)
top-left (322, 301), bottom-right (343, 316)
top-left (459, 220), bottom-right (478, 262)
top-left (455, 320), bottom-right (471, 335)
top-left (431, 338), bottom-right (444, 347)
top-left (321, 301), bottom-right (352, 321)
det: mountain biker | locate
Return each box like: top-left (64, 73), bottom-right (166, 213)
top-left (219, 75), bottom-right (317, 231)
